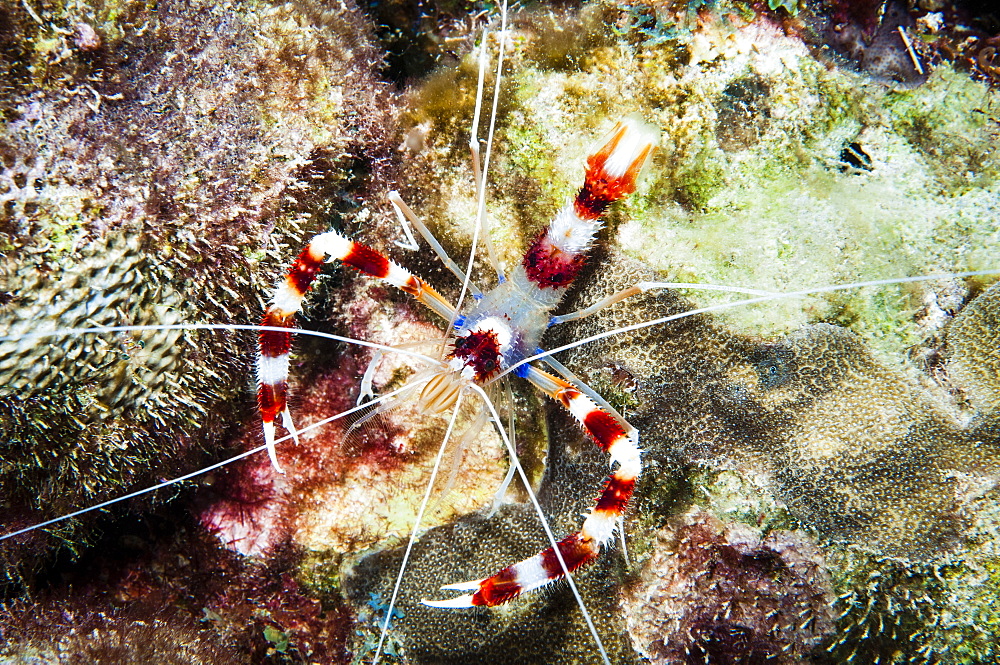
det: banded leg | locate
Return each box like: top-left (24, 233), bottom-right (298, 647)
top-left (425, 365), bottom-right (641, 607)
top-left (388, 191), bottom-right (483, 297)
top-left (520, 114), bottom-right (659, 292)
top-left (257, 230), bottom-right (455, 473)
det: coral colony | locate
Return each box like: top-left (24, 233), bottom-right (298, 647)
top-left (1, 0), bottom-right (1000, 663)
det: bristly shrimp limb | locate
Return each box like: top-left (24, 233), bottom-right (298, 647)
top-left (257, 231), bottom-right (456, 473)
top-left (424, 366), bottom-right (641, 607)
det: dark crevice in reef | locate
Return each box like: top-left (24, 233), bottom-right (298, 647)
top-left (361, 0), bottom-right (484, 85)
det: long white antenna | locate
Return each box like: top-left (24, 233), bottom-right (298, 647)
top-left (372, 392), bottom-right (466, 665)
top-left (450, 0), bottom-right (509, 328)
top-left (468, 24), bottom-right (505, 281)
top-left (496, 270), bottom-right (1000, 382)
top-left (0, 379), bottom-right (425, 542)
top-left (469, 383), bottom-right (612, 665)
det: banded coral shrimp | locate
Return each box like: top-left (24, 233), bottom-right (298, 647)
top-left (4, 1), bottom-right (1000, 664)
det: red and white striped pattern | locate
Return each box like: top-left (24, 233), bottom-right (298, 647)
top-left (257, 115), bottom-right (655, 611)
top-left (425, 366), bottom-right (641, 607)
top-left (522, 115), bottom-right (658, 290)
top-left (257, 230), bottom-right (453, 472)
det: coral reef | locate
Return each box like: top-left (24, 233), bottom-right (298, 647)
top-left (330, 2), bottom-right (1000, 662)
top-left (0, 513), bottom-right (353, 663)
top-left (395, 1), bottom-right (1000, 351)
top-left (0, 0), bottom-right (393, 588)
top-left (825, 482), bottom-right (1000, 665)
top-left (2, 0), bottom-right (999, 663)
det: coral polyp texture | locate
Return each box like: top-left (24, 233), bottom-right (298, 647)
top-left (0, 0), bottom-right (392, 656)
top-left (947, 282), bottom-right (1000, 416)
top-left (2, 0), bottom-right (1000, 663)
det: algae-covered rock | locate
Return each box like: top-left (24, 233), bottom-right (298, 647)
top-left (621, 507), bottom-right (836, 664)
top-left (393, 2), bottom-right (999, 349)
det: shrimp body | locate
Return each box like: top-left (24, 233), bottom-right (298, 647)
top-left (445, 111), bottom-right (662, 388)
top-left (257, 115), bottom-right (659, 607)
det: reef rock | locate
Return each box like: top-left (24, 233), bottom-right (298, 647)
top-left (621, 507), bottom-right (836, 664)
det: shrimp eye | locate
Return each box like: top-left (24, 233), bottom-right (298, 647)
top-left (483, 359), bottom-right (497, 372)
top-left (454, 336), bottom-right (468, 350)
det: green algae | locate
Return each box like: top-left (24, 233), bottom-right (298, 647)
top-left (692, 467), bottom-right (799, 534)
top-left (886, 66), bottom-right (999, 194)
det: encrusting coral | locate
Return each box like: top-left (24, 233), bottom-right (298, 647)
top-left (947, 282), bottom-right (1000, 416)
top-left (557, 254), bottom-right (993, 559)
top-left (2, 0), bottom-right (999, 663)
